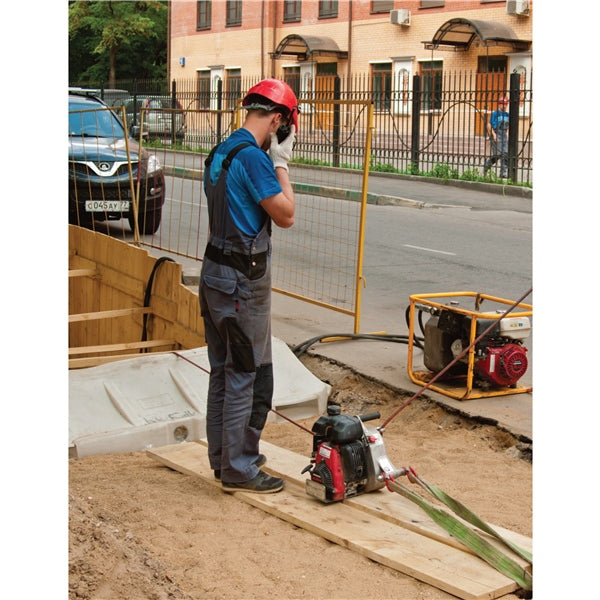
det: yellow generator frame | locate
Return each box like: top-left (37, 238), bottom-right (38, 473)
top-left (407, 291), bottom-right (533, 400)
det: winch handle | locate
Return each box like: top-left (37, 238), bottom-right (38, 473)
top-left (358, 412), bottom-right (380, 423)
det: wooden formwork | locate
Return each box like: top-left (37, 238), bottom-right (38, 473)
top-left (68, 225), bottom-right (205, 369)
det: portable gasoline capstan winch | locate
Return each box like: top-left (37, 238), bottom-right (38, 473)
top-left (302, 406), bottom-right (405, 503)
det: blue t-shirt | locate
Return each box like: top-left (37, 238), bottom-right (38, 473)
top-left (205, 128), bottom-right (282, 235)
top-left (489, 109), bottom-right (509, 132)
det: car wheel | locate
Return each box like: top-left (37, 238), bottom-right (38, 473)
top-left (128, 205), bottom-right (162, 235)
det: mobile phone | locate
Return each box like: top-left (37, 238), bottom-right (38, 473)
top-left (276, 124), bottom-right (291, 144)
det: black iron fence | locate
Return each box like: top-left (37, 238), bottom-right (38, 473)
top-left (72, 70), bottom-right (532, 185)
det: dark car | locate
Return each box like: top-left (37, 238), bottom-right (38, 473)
top-left (68, 92), bottom-right (165, 234)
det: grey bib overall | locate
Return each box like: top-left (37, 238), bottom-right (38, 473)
top-left (199, 142), bottom-right (274, 483)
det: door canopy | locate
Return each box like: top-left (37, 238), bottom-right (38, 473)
top-left (271, 34), bottom-right (348, 61)
top-left (423, 18), bottom-right (531, 52)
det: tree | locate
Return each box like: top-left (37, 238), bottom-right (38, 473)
top-left (69, 1), bottom-right (167, 86)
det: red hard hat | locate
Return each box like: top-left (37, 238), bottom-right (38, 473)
top-left (242, 78), bottom-right (299, 129)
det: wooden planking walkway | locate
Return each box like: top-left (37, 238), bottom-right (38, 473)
top-left (147, 441), bottom-right (531, 599)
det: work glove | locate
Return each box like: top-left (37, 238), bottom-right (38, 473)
top-left (269, 124), bottom-right (295, 172)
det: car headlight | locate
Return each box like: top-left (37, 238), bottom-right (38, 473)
top-left (147, 153), bottom-right (161, 174)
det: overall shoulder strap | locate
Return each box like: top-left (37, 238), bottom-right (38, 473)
top-left (222, 142), bottom-right (252, 170)
top-left (204, 143), bottom-right (220, 169)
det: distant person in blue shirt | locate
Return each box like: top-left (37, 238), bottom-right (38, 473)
top-left (484, 96), bottom-right (509, 179)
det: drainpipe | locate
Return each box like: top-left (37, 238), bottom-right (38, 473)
top-left (167, 2), bottom-right (171, 82)
top-left (347, 0), bottom-right (353, 83)
top-left (261, 0), bottom-right (265, 79)
top-left (271, 0), bottom-right (277, 77)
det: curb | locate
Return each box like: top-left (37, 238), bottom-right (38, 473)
top-left (163, 165), bottom-right (532, 204)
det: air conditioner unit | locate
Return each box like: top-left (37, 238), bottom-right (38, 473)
top-left (506, 0), bottom-right (529, 15)
top-left (390, 9), bottom-right (411, 26)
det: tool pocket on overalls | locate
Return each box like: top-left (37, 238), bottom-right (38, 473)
top-left (224, 317), bottom-right (256, 373)
top-left (199, 272), bottom-right (237, 317)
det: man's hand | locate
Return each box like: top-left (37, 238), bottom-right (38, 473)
top-left (269, 125), bottom-right (296, 172)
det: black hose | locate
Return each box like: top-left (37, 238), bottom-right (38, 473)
top-left (140, 256), bottom-right (176, 349)
top-left (292, 332), bottom-right (419, 357)
top-left (404, 305), bottom-right (426, 350)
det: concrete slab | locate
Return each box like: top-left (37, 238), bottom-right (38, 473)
top-left (69, 337), bottom-right (330, 458)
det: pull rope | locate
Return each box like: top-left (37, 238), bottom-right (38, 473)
top-left (171, 352), bottom-right (315, 435)
top-left (405, 466), bottom-right (532, 564)
top-left (385, 470), bottom-right (533, 591)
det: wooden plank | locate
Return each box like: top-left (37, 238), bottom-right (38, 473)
top-left (258, 440), bottom-right (533, 560)
top-left (69, 350), bottom-right (177, 370)
top-left (68, 339), bottom-right (177, 356)
top-left (68, 307), bottom-right (153, 323)
top-left (68, 268), bottom-right (97, 278)
top-left (147, 442), bottom-right (524, 600)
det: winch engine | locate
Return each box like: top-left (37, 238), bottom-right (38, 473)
top-left (422, 307), bottom-right (530, 388)
top-left (302, 406), bottom-right (403, 503)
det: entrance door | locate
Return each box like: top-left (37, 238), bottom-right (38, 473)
top-left (475, 57), bottom-right (507, 135)
top-left (314, 62), bottom-right (337, 131)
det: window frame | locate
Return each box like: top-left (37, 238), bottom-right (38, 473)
top-left (318, 0), bottom-right (338, 19)
top-left (197, 71), bottom-right (211, 110)
top-left (419, 60), bottom-right (443, 111)
top-left (283, 66), bottom-right (301, 100)
top-left (226, 0), bottom-right (242, 27)
top-left (371, 1), bottom-right (394, 13)
top-left (225, 68), bottom-right (242, 110)
top-left (371, 62), bottom-right (393, 112)
top-left (420, 0), bottom-right (445, 8)
top-left (283, 0), bottom-right (302, 23)
top-left (196, 0), bottom-right (211, 31)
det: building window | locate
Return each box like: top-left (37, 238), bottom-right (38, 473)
top-left (226, 0), bottom-right (242, 27)
top-left (319, 1), bottom-right (338, 18)
top-left (420, 1), bottom-right (445, 7)
top-left (371, 1), bottom-right (393, 13)
top-left (196, 1), bottom-right (211, 30)
top-left (283, 67), bottom-right (301, 99)
top-left (477, 56), bottom-right (507, 74)
top-left (197, 71), bottom-right (211, 109)
top-left (283, 1), bottom-right (301, 22)
top-left (420, 61), bottom-right (442, 110)
top-left (372, 63), bottom-right (392, 112)
top-left (226, 69), bottom-right (241, 109)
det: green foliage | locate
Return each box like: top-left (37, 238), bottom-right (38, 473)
top-left (69, 1), bottom-right (167, 84)
top-left (458, 168), bottom-right (480, 182)
top-left (427, 163), bottom-right (460, 180)
top-left (370, 161), bottom-right (398, 173)
top-left (291, 157), bottom-right (331, 167)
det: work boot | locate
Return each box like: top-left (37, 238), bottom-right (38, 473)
top-left (214, 454), bottom-right (267, 480)
top-left (222, 470), bottom-right (284, 494)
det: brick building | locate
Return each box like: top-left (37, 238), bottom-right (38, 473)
top-left (168, 0), bottom-right (532, 103)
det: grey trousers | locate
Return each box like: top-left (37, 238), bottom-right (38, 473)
top-left (199, 257), bottom-right (273, 483)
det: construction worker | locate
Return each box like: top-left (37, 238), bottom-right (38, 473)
top-left (484, 95), bottom-right (510, 179)
top-left (199, 79), bottom-right (298, 493)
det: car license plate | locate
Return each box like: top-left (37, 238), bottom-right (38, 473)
top-left (85, 200), bottom-right (130, 212)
